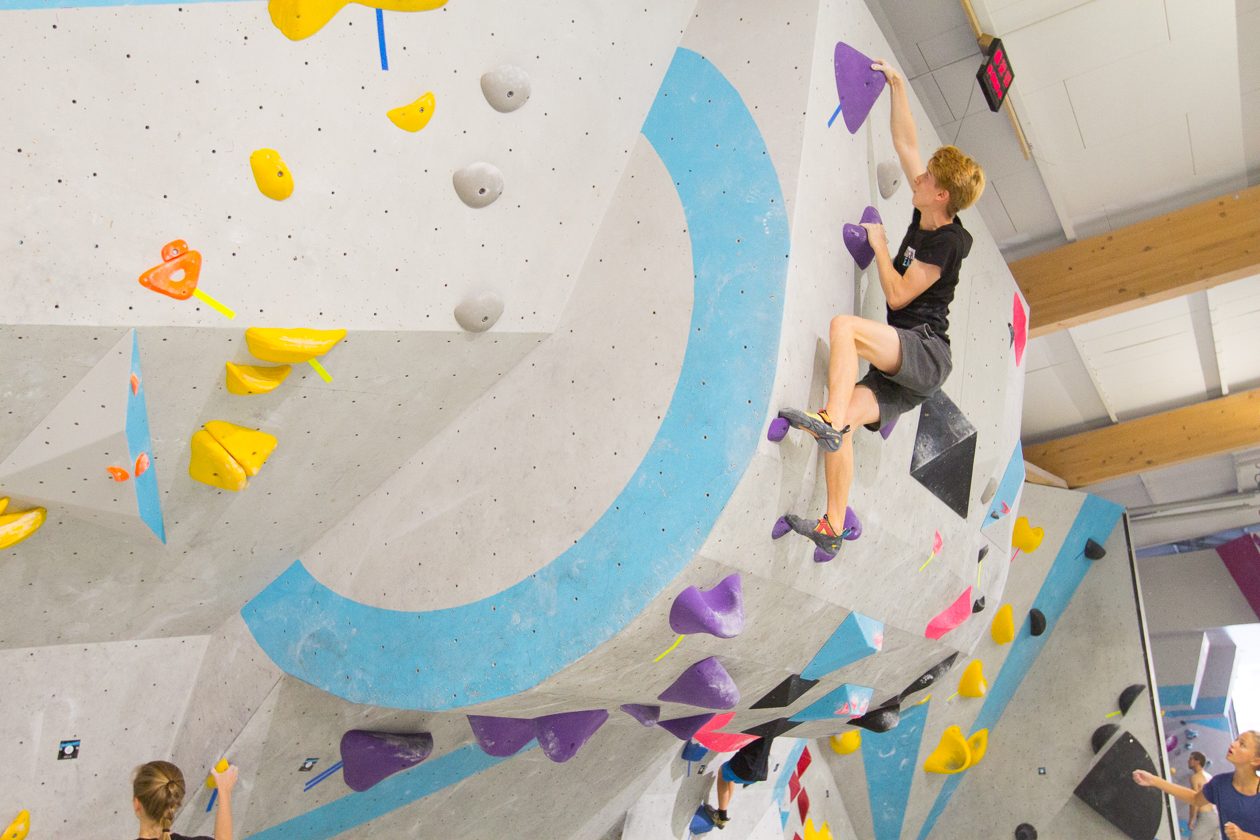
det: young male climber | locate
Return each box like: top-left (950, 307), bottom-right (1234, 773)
top-left (776, 59), bottom-right (985, 557)
top-left (1187, 750), bottom-right (1221, 840)
top-left (702, 735), bottom-right (777, 829)
top-left (1134, 731), bottom-right (1260, 840)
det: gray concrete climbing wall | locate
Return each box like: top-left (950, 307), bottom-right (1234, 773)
top-left (0, 0), bottom-right (1058, 838)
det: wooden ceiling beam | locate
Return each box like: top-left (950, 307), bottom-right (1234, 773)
top-left (1011, 185), bottom-right (1260, 339)
top-left (1023, 388), bottom-right (1260, 489)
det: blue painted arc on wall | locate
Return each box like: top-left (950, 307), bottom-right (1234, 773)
top-left (241, 47), bottom-right (791, 711)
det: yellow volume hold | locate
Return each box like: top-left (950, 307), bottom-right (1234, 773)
top-left (249, 149), bottom-right (294, 201)
top-left (2, 809), bottom-right (29, 840)
top-left (269, 0), bottom-right (447, 41)
top-left (245, 327), bottom-right (346, 364)
top-left (203, 421), bottom-right (278, 477)
top-left (923, 726), bottom-right (971, 774)
top-left (958, 659), bottom-right (988, 698)
top-left (0, 501), bottom-right (46, 551)
top-left (225, 361), bottom-right (292, 395)
top-left (990, 603), bottom-right (1015, 645)
top-left (189, 430), bottom-right (248, 492)
top-left (829, 730), bottom-right (861, 755)
top-left (388, 92), bottom-right (437, 132)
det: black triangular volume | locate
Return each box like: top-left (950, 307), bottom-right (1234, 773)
top-left (1074, 731), bottom-right (1162, 839)
top-left (1084, 538), bottom-right (1107, 560)
top-left (849, 700), bottom-right (900, 733)
top-left (909, 391), bottom-right (978, 519)
top-left (740, 717), bottom-right (801, 740)
top-left (972, 596), bottom-right (986, 613)
top-left (1029, 608), bottom-right (1046, 636)
top-left (750, 674), bottom-right (820, 709)
top-left (977, 545), bottom-right (989, 563)
top-left (1118, 684), bottom-right (1146, 715)
top-left (1091, 723), bottom-right (1120, 754)
top-left (899, 653), bottom-right (960, 702)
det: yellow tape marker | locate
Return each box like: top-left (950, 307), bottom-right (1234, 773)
top-left (917, 693), bottom-right (932, 706)
top-left (946, 691), bottom-right (959, 702)
top-left (653, 634), bottom-right (684, 663)
top-left (307, 358), bottom-right (333, 383)
top-left (193, 288), bottom-right (236, 320)
top-left (1106, 710), bottom-right (1121, 718)
top-left (919, 551), bottom-right (938, 573)
top-left (977, 559), bottom-right (983, 585)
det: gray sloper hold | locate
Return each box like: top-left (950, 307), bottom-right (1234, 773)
top-left (481, 64), bottom-right (532, 113)
top-left (453, 162), bottom-right (504, 208)
top-left (454, 292), bottom-right (504, 333)
top-left (877, 160), bottom-right (902, 198)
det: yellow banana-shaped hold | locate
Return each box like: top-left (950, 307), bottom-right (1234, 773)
top-left (245, 327), bottom-right (346, 364)
top-left (249, 149), bottom-right (294, 201)
top-left (268, 0), bottom-right (447, 41)
top-left (923, 726), bottom-right (971, 774)
top-left (0, 501), bottom-right (46, 551)
top-left (3, 809), bottom-right (30, 840)
top-left (206, 758), bottom-right (230, 789)
top-left (189, 430), bottom-right (248, 492)
top-left (990, 603), bottom-right (1015, 645)
top-left (225, 361), bottom-right (292, 395)
top-left (829, 730), bottom-right (861, 755)
top-left (203, 421), bottom-right (278, 477)
top-left (387, 92), bottom-right (436, 133)
top-left (958, 659), bottom-right (988, 698)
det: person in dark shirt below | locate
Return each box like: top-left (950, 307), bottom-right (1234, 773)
top-left (132, 759), bottom-right (237, 840)
top-left (775, 58), bottom-right (984, 559)
top-left (1134, 730), bottom-right (1260, 840)
top-left (702, 736), bottom-right (775, 829)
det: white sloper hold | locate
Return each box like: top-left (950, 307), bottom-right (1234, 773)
top-left (480, 64), bottom-right (531, 113)
top-left (877, 160), bottom-right (902, 199)
top-left (454, 292), bottom-right (504, 333)
top-left (452, 162), bottom-right (504, 208)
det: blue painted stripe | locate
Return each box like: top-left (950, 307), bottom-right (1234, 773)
top-left (125, 330), bottom-right (166, 543)
top-left (863, 701), bottom-right (929, 840)
top-left (247, 744), bottom-right (532, 839)
top-left (914, 493), bottom-right (1124, 840)
top-left (827, 104), bottom-right (842, 127)
top-left (0, 0), bottom-right (251, 9)
top-left (983, 441), bottom-right (1024, 525)
top-left (375, 8), bottom-right (388, 71)
top-left (241, 47), bottom-right (790, 710)
top-left (1164, 695), bottom-right (1228, 717)
top-left (1195, 716), bottom-right (1233, 733)
top-left (773, 740), bottom-right (808, 828)
top-left (1159, 684), bottom-right (1195, 709)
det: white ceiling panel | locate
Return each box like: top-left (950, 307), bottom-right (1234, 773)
top-left (1082, 474), bottom-right (1152, 509)
top-left (1021, 331), bottom-right (1111, 440)
top-left (909, 75), bottom-right (956, 128)
top-left (998, 0), bottom-right (1169, 94)
top-left (875, 0), bottom-right (974, 58)
top-left (916, 23), bottom-right (982, 72)
top-left (1242, 7), bottom-right (1260, 94)
top-left (1208, 275), bottom-right (1260, 392)
top-left (1245, 88), bottom-right (1260, 172)
top-left (991, 166), bottom-right (1062, 234)
top-left (932, 55), bottom-right (993, 121)
top-left (952, 109), bottom-right (1038, 181)
top-left (1133, 455), bottom-right (1241, 505)
top-left (973, 180), bottom-right (1017, 241)
top-left (985, 0), bottom-right (1093, 34)
top-left (1020, 82), bottom-right (1085, 165)
top-left (1064, 44), bottom-right (1189, 148)
top-left (1188, 105), bottom-right (1248, 182)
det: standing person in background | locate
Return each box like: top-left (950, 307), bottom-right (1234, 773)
top-left (702, 736), bottom-right (777, 829)
top-left (1188, 750), bottom-right (1221, 840)
top-left (1135, 731), bottom-right (1260, 840)
top-left (132, 760), bottom-right (237, 840)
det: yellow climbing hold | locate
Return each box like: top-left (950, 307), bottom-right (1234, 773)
top-left (958, 659), bottom-right (987, 698)
top-left (249, 149), bottom-right (294, 201)
top-left (966, 728), bottom-right (988, 766)
top-left (225, 361), bottom-right (292, 395)
top-left (803, 818), bottom-right (833, 840)
top-left (189, 430), bottom-right (248, 492)
top-left (2, 810), bottom-right (29, 840)
top-left (206, 758), bottom-right (230, 789)
top-left (1012, 516), bottom-right (1044, 553)
top-left (923, 726), bottom-right (971, 774)
top-left (991, 603), bottom-right (1015, 645)
top-left (830, 730), bottom-right (862, 755)
top-left (245, 327), bottom-right (346, 364)
top-left (387, 92), bottom-right (436, 133)
top-left (268, 0), bottom-right (447, 41)
top-left (203, 421), bottom-right (278, 477)
top-left (0, 501), bottom-right (46, 551)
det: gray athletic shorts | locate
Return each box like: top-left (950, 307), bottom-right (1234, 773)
top-left (857, 324), bottom-right (952, 431)
top-left (1189, 808), bottom-right (1219, 840)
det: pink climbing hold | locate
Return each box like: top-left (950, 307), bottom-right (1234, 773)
top-left (533, 710), bottom-right (609, 763)
top-left (925, 586), bottom-right (974, 640)
top-left (692, 712), bottom-right (759, 753)
top-left (1013, 293), bottom-right (1028, 366)
top-left (843, 206), bottom-right (883, 269)
top-left (834, 42), bottom-right (887, 134)
top-left (658, 656), bottom-right (741, 709)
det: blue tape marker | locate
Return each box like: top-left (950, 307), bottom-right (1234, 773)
top-left (827, 103), bottom-right (842, 127)
top-left (375, 8), bottom-right (388, 71)
top-left (241, 46), bottom-right (790, 712)
top-left (303, 759), bottom-right (343, 791)
top-left (126, 330), bottom-right (166, 543)
top-left (205, 789), bottom-right (217, 813)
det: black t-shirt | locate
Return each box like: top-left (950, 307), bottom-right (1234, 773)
top-left (727, 736), bottom-right (775, 782)
top-left (887, 208), bottom-right (972, 343)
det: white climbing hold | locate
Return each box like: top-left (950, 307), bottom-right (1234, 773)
top-left (452, 162), bottom-right (504, 209)
top-left (480, 64), bottom-right (531, 113)
top-left (454, 291), bottom-right (504, 333)
top-left (877, 160), bottom-right (902, 199)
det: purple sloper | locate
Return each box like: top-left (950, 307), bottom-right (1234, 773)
top-left (533, 710), bottom-right (609, 763)
top-left (467, 715), bottom-right (536, 758)
top-left (668, 574), bottom-right (745, 638)
top-left (879, 416), bottom-right (898, 440)
top-left (339, 730), bottom-right (434, 792)
top-left (657, 713), bottom-right (716, 741)
top-left (658, 656), bottom-right (740, 709)
top-left (620, 703), bottom-right (661, 727)
top-left (834, 42), bottom-right (887, 134)
top-left (844, 206), bottom-right (883, 269)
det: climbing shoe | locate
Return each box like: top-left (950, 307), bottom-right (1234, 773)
top-left (777, 408), bottom-right (848, 452)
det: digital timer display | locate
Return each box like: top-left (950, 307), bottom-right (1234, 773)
top-left (977, 38), bottom-right (1014, 112)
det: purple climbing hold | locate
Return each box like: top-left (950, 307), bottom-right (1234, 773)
top-left (467, 715), bottom-right (536, 758)
top-left (339, 729), bottom-right (434, 792)
top-left (533, 709), bottom-right (609, 763)
top-left (834, 42), bottom-right (887, 134)
top-left (620, 703), bottom-right (661, 727)
top-left (844, 505), bottom-right (863, 540)
top-left (843, 206), bottom-right (883, 269)
top-left (879, 416), bottom-right (898, 440)
top-left (771, 516), bottom-right (792, 540)
top-left (658, 656), bottom-right (740, 709)
top-left (658, 713), bottom-right (717, 741)
top-left (669, 574), bottom-right (744, 638)
top-left (767, 416), bottom-right (790, 442)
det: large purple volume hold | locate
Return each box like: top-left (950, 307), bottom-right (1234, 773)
top-left (534, 709), bottom-right (609, 763)
top-left (339, 730), bottom-right (434, 792)
top-left (834, 42), bottom-right (887, 134)
top-left (658, 656), bottom-right (740, 709)
top-left (844, 206), bottom-right (883, 269)
top-left (467, 715), bottom-right (536, 757)
top-left (657, 713), bottom-right (716, 740)
top-left (668, 574), bottom-right (745, 638)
